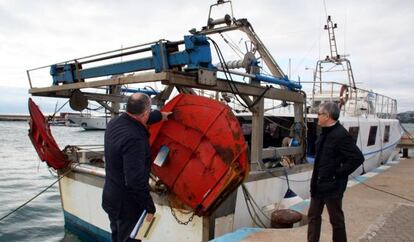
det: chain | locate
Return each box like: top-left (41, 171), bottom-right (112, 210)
top-left (168, 199), bottom-right (196, 225)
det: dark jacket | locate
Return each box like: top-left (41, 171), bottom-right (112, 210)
top-left (102, 111), bottom-right (161, 219)
top-left (310, 122), bottom-right (364, 198)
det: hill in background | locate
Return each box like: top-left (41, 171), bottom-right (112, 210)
top-left (397, 111), bottom-right (414, 123)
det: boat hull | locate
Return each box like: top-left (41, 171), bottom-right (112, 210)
top-left (66, 115), bottom-right (109, 130)
top-left (58, 116), bottom-right (402, 241)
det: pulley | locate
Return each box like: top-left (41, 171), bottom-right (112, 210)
top-left (69, 89), bottom-right (88, 111)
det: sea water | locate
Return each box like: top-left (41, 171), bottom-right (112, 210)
top-left (0, 121), bottom-right (104, 241)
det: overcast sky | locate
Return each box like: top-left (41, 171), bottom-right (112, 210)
top-left (0, 0), bottom-right (413, 114)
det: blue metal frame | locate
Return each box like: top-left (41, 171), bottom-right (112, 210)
top-left (254, 74), bottom-right (302, 90)
top-left (121, 88), bottom-right (159, 95)
top-left (50, 35), bottom-right (215, 85)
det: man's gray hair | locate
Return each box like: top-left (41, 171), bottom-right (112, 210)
top-left (126, 93), bottom-right (151, 115)
top-left (320, 102), bottom-right (340, 120)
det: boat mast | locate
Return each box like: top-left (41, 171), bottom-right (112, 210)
top-left (326, 15), bottom-right (340, 61)
top-left (312, 15), bottom-right (356, 108)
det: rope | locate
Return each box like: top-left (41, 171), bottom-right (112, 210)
top-left (241, 184), bottom-right (268, 228)
top-left (0, 164), bottom-right (78, 222)
top-left (266, 165), bottom-right (312, 183)
top-left (350, 174), bottom-right (414, 203)
top-left (48, 99), bottom-right (70, 121)
top-left (263, 116), bottom-right (292, 131)
top-left (400, 124), bottom-right (414, 143)
top-left (209, 37), bottom-right (271, 111)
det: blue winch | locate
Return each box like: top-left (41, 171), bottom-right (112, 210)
top-left (48, 33), bottom-right (301, 91)
top-left (50, 35), bottom-right (215, 85)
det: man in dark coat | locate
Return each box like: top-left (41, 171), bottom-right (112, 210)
top-left (102, 93), bottom-right (170, 242)
top-left (307, 102), bottom-right (364, 242)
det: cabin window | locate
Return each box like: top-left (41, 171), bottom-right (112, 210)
top-left (348, 127), bottom-right (359, 144)
top-left (367, 126), bottom-right (378, 146)
top-left (384, 125), bottom-right (390, 143)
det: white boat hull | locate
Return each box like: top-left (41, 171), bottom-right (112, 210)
top-left (66, 115), bottom-right (109, 130)
top-left (58, 116), bottom-right (402, 241)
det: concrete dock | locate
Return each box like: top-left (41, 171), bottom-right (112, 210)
top-left (0, 114), bottom-right (29, 121)
top-left (215, 157), bottom-right (414, 241)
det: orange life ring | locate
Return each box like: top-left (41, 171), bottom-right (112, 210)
top-left (339, 85), bottom-right (349, 108)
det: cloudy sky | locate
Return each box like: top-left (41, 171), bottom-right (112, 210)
top-left (0, 0), bottom-right (413, 114)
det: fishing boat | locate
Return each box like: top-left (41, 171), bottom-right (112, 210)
top-left (65, 113), bottom-right (109, 130)
top-left (64, 87), bottom-right (159, 130)
top-left (26, 2), bottom-right (401, 241)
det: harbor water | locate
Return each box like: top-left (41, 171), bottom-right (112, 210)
top-left (0, 120), bottom-right (413, 241)
top-left (0, 121), bottom-right (104, 241)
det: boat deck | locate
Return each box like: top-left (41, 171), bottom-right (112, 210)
top-left (212, 156), bottom-right (414, 241)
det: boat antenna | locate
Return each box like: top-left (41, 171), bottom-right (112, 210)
top-left (324, 16), bottom-right (340, 61)
top-left (322, 0), bottom-right (329, 20)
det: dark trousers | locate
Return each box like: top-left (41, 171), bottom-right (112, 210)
top-left (307, 196), bottom-right (346, 242)
top-left (109, 215), bottom-right (141, 242)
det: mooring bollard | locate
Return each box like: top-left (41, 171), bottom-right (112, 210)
top-left (402, 148), bottom-right (409, 158)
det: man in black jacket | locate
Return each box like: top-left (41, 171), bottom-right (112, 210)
top-left (307, 102), bottom-right (364, 242)
top-left (102, 93), bottom-right (170, 242)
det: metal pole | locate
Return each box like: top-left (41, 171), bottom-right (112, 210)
top-left (249, 64), bottom-right (265, 170)
top-left (26, 70), bottom-right (33, 89)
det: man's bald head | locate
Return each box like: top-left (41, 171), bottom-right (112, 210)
top-left (126, 93), bottom-right (151, 115)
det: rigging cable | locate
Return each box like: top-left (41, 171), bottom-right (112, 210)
top-left (266, 165), bottom-right (312, 183)
top-left (209, 37), bottom-right (272, 110)
top-left (48, 99), bottom-right (70, 121)
top-left (220, 33), bottom-right (244, 58)
top-left (322, 0), bottom-right (329, 20)
top-left (400, 124), bottom-right (414, 142)
top-left (241, 184), bottom-right (269, 228)
top-left (0, 164), bottom-right (79, 222)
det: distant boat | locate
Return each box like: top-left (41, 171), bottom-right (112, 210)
top-left (65, 114), bottom-right (109, 130)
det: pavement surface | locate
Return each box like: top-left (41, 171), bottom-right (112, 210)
top-left (237, 157), bottom-right (414, 242)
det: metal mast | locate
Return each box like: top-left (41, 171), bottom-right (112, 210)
top-left (312, 15), bottom-right (356, 107)
top-left (325, 15), bottom-right (340, 61)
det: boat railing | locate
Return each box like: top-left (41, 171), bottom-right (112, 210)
top-left (302, 81), bottom-right (397, 119)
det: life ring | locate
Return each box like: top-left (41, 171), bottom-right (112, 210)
top-left (339, 85), bottom-right (349, 108)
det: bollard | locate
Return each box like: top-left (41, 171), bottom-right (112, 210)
top-left (271, 209), bottom-right (302, 228)
top-left (402, 148), bottom-right (409, 158)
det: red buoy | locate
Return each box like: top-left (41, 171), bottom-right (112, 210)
top-left (149, 94), bottom-right (249, 215)
top-left (28, 98), bottom-right (70, 170)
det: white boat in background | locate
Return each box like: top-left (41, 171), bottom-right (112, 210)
top-left (304, 15), bottom-right (401, 172)
top-left (66, 113), bottom-right (109, 130)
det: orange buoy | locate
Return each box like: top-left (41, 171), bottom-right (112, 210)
top-left (149, 94), bottom-right (249, 215)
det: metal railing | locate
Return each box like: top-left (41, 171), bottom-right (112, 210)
top-left (303, 81), bottom-right (397, 119)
